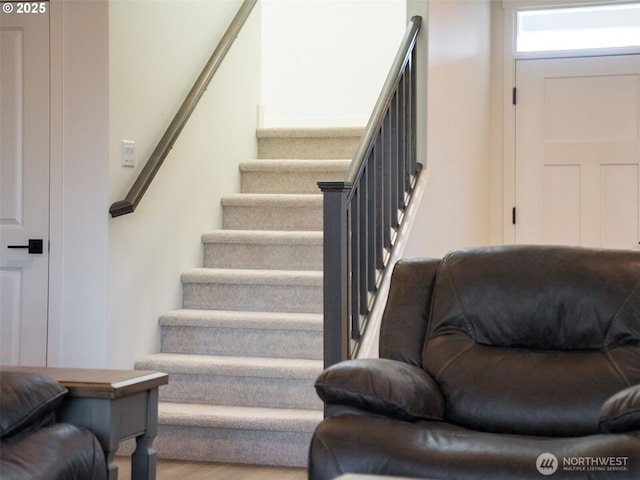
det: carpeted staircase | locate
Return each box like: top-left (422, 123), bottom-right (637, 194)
top-left (134, 127), bottom-right (362, 467)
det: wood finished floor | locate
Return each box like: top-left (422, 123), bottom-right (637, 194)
top-left (115, 457), bottom-right (307, 480)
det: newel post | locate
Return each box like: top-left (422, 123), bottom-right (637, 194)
top-left (318, 181), bottom-right (352, 368)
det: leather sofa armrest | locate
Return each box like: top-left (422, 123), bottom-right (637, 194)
top-left (314, 358), bottom-right (444, 421)
top-left (0, 372), bottom-right (68, 441)
top-left (599, 384), bottom-right (640, 433)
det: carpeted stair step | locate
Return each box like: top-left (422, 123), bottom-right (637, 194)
top-left (182, 268), bottom-right (323, 313)
top-left (153, 402), bottom-right (323, 467)
top-left (202, 230), bottom-right (322, 270)
top-left (240, 159), bottom-right (350, 194)
top-left (159, 309), bottom-right (322, 359)
top-left (135, 353), bottom-right (323, 410)
top-left (133, 127), bottom-right (366, 468)
top-left (257, 127), bottom-right (363, 160)
top-left (222, 194), bottom-right (323, 231)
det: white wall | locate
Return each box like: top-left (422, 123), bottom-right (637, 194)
top-left (359, 0), bottom-right (494, 358)
top-left (260, 0), bottom-right (406, 127)
top-left (107, 0), bottom-right (261, 368)
top-left (404, 0), bottom-right (493, 259)
top-left (46, 0), bottom-right (493, 367)
top-left (48, 0), bottom-right (110, 367)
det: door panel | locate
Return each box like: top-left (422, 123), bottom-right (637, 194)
top-left (542, 165), bottom-right (580, 246)
top-left (515, 55), bottom-right (640, 250)
top-left (601, 164), bottom-right (639, 249)
top-left (544, 74), bottom-right (637, 142)
top-left (0, 4), bottom-right (50, 365)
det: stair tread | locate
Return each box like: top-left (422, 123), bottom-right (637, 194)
top-left (240, 159), bottom-right (350, 172)
top-left (221, 193), bottom-right (323, 206)
top-left (137, 352), bottom-right (323, 377)
top-left (202, 230), bottom-right (322, 245)
top-left (159, 402), bottom-right (323, 431)
top-left (242, 160), bottom-right (352, 165)
top-left (256, 126), bottom-right (364, 139)
top-left (160, 309), bottom-right (322, 330)
top-left (181, 268), bottom-right (322, 285)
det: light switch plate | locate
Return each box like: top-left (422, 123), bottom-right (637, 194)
top-left (121, 140), bottom-right (135, 168)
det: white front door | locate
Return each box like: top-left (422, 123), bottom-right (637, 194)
top-left (0, 3), bottom-right (50, 365)
top-left (515, 55), bottom-right (640, 250)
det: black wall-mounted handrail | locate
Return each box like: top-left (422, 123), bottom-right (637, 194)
top-left (110, 0), bottom-right (258, 218)
top-left (319, 16), bottom-right (423, 368)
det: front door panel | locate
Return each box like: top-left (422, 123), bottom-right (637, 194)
top-left (515, 55), bottom-right (640, 250)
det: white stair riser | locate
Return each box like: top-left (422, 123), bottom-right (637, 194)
top-left (160, 325), bottom-right (322, 359)
top-left (241, 171), bottom-right (344, 194)
top-left (154, 425), bottom-right (312, 467)
top-left (158, 373), bottom-right (323, 410)
top-left (222, 205), bottom-right (322, 231)
top-left (183, 283), bottom-right (322, 313)
top-left (203, 242), bottom-right (322, 270)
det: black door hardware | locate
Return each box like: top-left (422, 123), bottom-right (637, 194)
top-left (7, 239), bottom-right (44, 254)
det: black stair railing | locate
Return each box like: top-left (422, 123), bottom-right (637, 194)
top-left (318, 16), bottom-right (423, 368)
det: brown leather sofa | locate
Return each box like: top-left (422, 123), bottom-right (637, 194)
top-left (0, 371), bottom-right (106, 480)
top-left (309, 245), bottom-right (640, 480)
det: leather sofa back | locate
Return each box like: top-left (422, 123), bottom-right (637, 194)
top-left (424, 246), bottom-right (640, 437)
top-left (380, 246), bottom-right (640, 438)
top-left (428, 246), bottom-right (640, 350)
top-left (380, 258), bottom-right (441, 367)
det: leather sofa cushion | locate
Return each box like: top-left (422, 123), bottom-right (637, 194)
top-left (0, 423), bottom-right (107, 480)
top-left (423, 246), bottom-right (640, 436)
top-left (309, 415), bottom-right (640, 480)
top-left (600, 384), bottom-right (640, 433)
top-left (0, 372), bottom-right (68, 440)
top-left (315, 358), bottom-right (444, 421)
top-left (427, 340), bottom-right (627, 436)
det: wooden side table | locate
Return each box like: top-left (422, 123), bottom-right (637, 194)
top-left (0, 366), bottom-right (169, 480)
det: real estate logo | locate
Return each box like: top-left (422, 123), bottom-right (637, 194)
top-left (536, 453), bottom-right (630, 475)
top-left (536, 453), bottom-right (558, 475)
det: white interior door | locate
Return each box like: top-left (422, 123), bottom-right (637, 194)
top-left (0, 3), bottom-right (50, 365)
top-left (515, 55), bottom-right (640, 250)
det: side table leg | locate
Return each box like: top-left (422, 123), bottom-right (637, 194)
top-left (131, 388), bottom-right (159, 480)
top-left (132, 436), bottom-right (157, 480)
top-left (104, 402), bottom-right (121, 480)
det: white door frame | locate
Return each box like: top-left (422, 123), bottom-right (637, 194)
top-left (47, 0), bottom-right (63, 365)
top-left (501, 0), bottom-right (640, 244)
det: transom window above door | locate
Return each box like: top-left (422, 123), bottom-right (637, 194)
top-left (517, 3), bottom-right (640, 52)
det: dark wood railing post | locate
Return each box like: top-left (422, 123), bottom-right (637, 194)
top-left (318, 181), bottom-right (352, 368)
